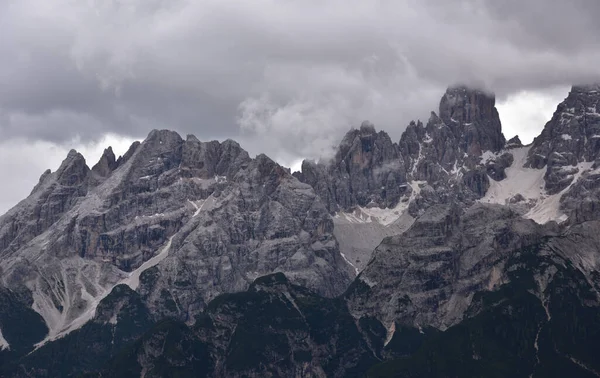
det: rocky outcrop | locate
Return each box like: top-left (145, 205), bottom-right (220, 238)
top-left (91, 147), bottom-right (118, 178)
top-left (0, 150), bottom-right (91, 257)
top-left (0, 129), bottom-right (352, 345)
top-left (485, 152), bottom-right (514, 181)
top-left (439, 86), bottom-right (506, 155)
top-left (505, 135), bottom-right (523, 149)
top-left (298, 86), bottom-right (509, 216)
top-left (559, 165), bottom-right (600, 223)
top-left (527, 85), bottom-right (600, 193)
top-left (399, 87), bottom-right (506, 188)
top-left (346, 203), bottom-right (550, 329)
top-left (295, 121), bottom-right (408, 213)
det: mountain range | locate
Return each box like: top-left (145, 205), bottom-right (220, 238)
top-left (1, 84), bottom-right (600, 377)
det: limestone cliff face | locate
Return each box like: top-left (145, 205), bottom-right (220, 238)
top-left (295, 121), bottom-right (408, 213)
top-left (345, 203), bottom-right (552, 329)
top-left (439, 86), bottom-right (505, 155)
top-left (525, 85), bottom-right (600, 193)
top-left (0, 129), bottom-right (352, 344)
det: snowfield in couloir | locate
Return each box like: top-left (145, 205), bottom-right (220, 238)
top-left (481, 146), bottom-right (595, 224)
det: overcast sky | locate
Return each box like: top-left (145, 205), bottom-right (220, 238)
top-left (1, 0), bottom-right (599, 214)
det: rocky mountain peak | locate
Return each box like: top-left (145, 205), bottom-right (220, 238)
top-left (334, 121), bottom-right (394, 161)
top-left (115, 141), bottom-right (140, 167)
top-left (180, 136), bottom-right (250, 180)
top-left (55, 149), bottom-right (89, 187)
top-left (146, 128), bottom-right (183, 143)
top-left (185, 134), bottom-right (200, 143)
top-left (91, 147), bottom-right (117, 178)
top-left (526, 84), bottom-right (600, 193)
top-left (359, 119), bottom-right (377, 134)
top-left (296, 122), bottom-right (407, 213)
top-left (439, 85), bottom-right (505, 155)
top-left (505, 135), bottom-right (523, 149)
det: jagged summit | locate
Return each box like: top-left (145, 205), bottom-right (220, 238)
top-left (297, 85), bottom-right (513, 222)
top-left (0, 127), bottom-right (352, 351)
top-left (91, 147), bottom-right (117, 177)
top-left (439, 85), bottom-right (505, 154)
top-left (55, 149), bottom-right (90, 187)
top-left (296, 122), bottom-right (407, 214)
top-left (505, 135), bottom-right (523, 149)
top-left (526, 85), bottom-right (600, 193)
top-left (359, 119), bottom-right (376, 133)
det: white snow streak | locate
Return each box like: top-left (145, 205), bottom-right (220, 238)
top-left (340, 252), bottom-right (359, 275)
top-left (188, 198), bottom-right (208, 217)
top-left (123, 236), bottom-right (174, 291)
top-left (411, 144), bottom-right (424, 176)
top-left (0, 329), bottom-right (9, 351)
top-left (384, 322), bottom-right (396, 347)
top-left (126, 198), bottom-right (211, 291)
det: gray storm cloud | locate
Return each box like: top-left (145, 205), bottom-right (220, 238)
top-left (0, 0), bottom-right (599, 212)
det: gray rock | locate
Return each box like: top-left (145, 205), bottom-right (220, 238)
top-left (439, 85), bottom-right (506, 155)
top-left (346, 203), bottom-right (549, 329)
top-left (526, 85), bottom-right (600, 193)
top-left (91, 147), bottom-right (117, 178)
top-left (296, 121), bottom-right (408, 213)
top-left (0, 129), bottom-right (352, 339)
top-left (505, 135), bottom-right (523, 149)
top-left (485, 152), bottom-right (514, 181)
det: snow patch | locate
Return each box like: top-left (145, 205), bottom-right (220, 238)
top-left (384, 322), bottom-right (396, 347)
top-left (450, 160), bottom-right (460, 176)
top-left (340, 202), bottom-right (409, 226)
top-left (0, 329), bottom-right (9, 351)
top-left (561, 134), bottom-right (573, 141)
top-left (188, 199), bottom-right (207, 217)
top-left (481, 146), bottom-right (545, 206)
top-left (525, 161), bottom-right (593, 224)
top-left (480, 150), bottom-right (498, 163)
top-left (479, 147), bottom-right (594, 223)
top-left (411, 144), bottom-right (424, 176)
top-left (335, 181), bottom-right (424, 226)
